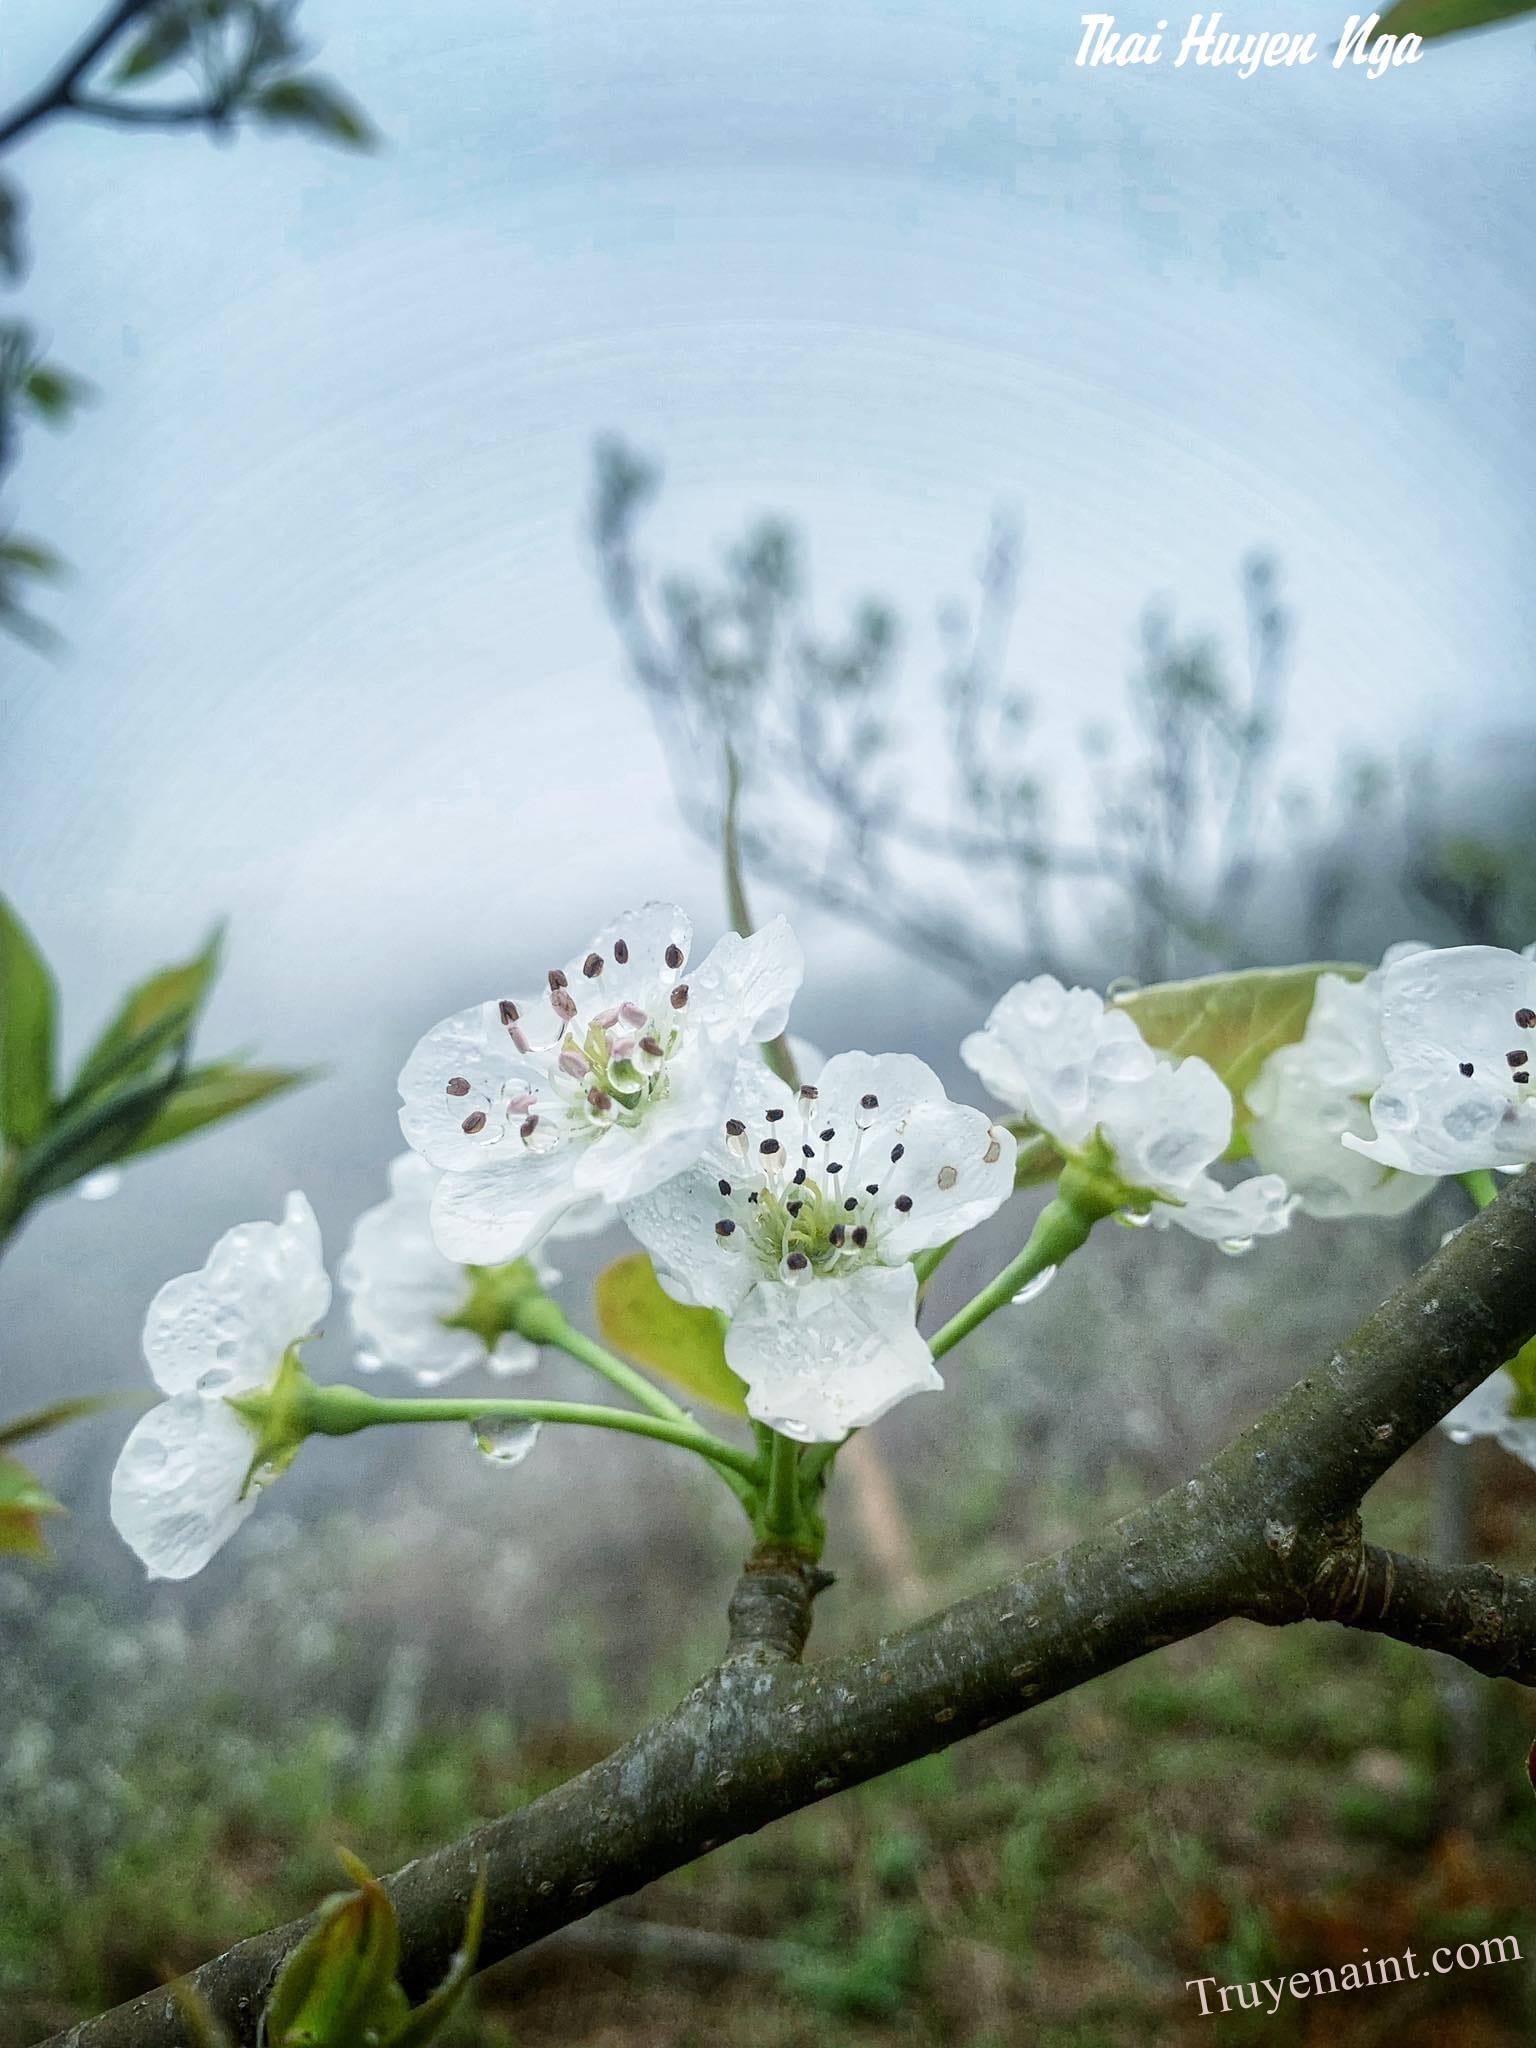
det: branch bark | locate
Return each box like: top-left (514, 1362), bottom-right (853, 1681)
top-left (34, 1169), bottom-right (1536, 2048)
top-left (0, 2), bottom-right (162, 154)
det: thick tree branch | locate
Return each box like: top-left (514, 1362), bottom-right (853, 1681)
top-left (36, 1169), bottom-right (1536, 2048)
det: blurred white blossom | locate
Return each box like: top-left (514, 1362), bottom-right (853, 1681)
top-left (1440, 1368), bottom-right (1536, 1469)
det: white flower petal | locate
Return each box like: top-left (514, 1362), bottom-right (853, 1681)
top-left (727, 1264), bottom-right (941, 1442)
top-left (430, 1153), bottom-right (577, 1265)
top-left (1440, 1368), bottom-right (1536, 1470)
top-left (110, 1396), bottom-right (263, 1580)
top-left (397, 1002), bottom-right (542, 1174)
top-left (1151, 1169), bottom-right (1293, 1243)
top-left (1097, 1057), bottom-right (1234, 1196)
top-left (563, 902), bottom-right (692, 1004)
top-left (872, 1101), bottom-right (1016, 1260)
top-left (961, 976), bottom-right (1157, 1150)
top-left (814, 1050), bottom-right (949, 1123)
top-left (690, 917), bottom-right (806, 1044)
top-left (142, 1192), bottom-right (330, 1398)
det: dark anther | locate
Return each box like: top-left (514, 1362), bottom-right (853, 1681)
top-left (819, 1127), bottom-right (836, 1143)
top-left (587, 1088), bottom-right (613, 1112)
top-left (851, 1225), bottom-right (869, 1248)
top-left (498, 1000), bottom-right (519, 1025)
top-left (894, 1194), bottom-right (914, 1212)
top-left (747, 1191), bottom-right (759, 1204)
top-left (1517, 1072), bottom-right (1532, 1086)
top-left (766, 1107), bottom-right (785, 1122)
top-left (640, 1035), bottom-right (665, 1057)
top-left (1460, 1061), bottom-right (1475, 1077)
top-left (792, 1167), bottom-right (807, 1185)
top-left (548, 968), bottom-right (568, 990)
top-left (519, 1113), bottom-right (540, 1139)
top-left (718, 1178), bottom-right (732, 1196)
top-left (800, 1085), bottom-right (819, 1101)
top-left (787, 1251), bottom-right (809, 1271)
top-left (552, 989), bottom-right (577, 1021)
top-left (760, 1137), bottom-right (782, 1155)
top-left (715, 1219), bottom-right (736, 1237)
top-left (787, 1201), bottom-right (802, 1217)
top-left (462, 1111), bottom-right (487, 1135)
top-left (446, 1076), bottom-right (471, 1097)
top-left (890, 1143), bottom-right (904, 1162)
top-left (860, 1093), bottom-right (879, 1110)
top-left (1518, 1007), bottom-right (1536, 1030)
top-left (726, 1119), bottom-right (746, 1137)
top-left (802, 1144), bottom-right (815, 1160)
top-left (669, 984), bottom-right (689, 1009)
top-left (829, 1224), bottom-right (846, 1246)
top-left (1508, 1050), bottom-right (1529, 1069)
top-left (583, 952), bottom-right (604, 978)
top-left (613, 938), bottom-right (630, 965)
top-left (843, 1196), bottom-right (858, 1212)
top-left (865, 1183), bottom-right (879, 1196)
top-left (665, 942), bottom-right (685, 970)
top-left (827, 1161), bottom-right (844, 1176)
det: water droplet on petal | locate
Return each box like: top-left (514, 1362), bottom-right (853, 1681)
top-left (1012, 1264), bottom-right (1058, 1305)
top-left (1445, 1425), bottom-right (1475, 1447)
top-left (1105, 975), bottom-right (1140, 999)
top-left (472, 1416), bottom-right (542, 1467)
top-left (197, 1365), bottom-right (236, 1392)
top-left (78, 1168), bottom-right (122, 1202)
top-left (1117, 1207), bottom-right (1153, 1230)
top-left (1218, 1236), bottom-right (1255, 1258)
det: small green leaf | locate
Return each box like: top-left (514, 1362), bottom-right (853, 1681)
top-left (1374, 0), bottom-right (1536, 39)
top-left (67, 926), bottom-right (224, 1104)
top-left (113, 9), bottom-right (194, 82)
top-left (15, 1068), bottom-right (185, 1205)
top-left (595, 1253), bottom-right (748, 1417)
top-left (0, 1451), bottom-right (63, 1559)
top-left (1113, 963), bottom-right (1367, 1110)
top-left (21, 363), bottom-right (94, 423)
top-left (264, 1856), bottom-right (407, 2047)
top-left (1505, 1337), bottom-right (1536, 1420)
top-left (119, 1060), bottom-right (313, 1158)
top-left (0, 1394), bottom-right (129, 1449)
top-left (250, 76), bottom-right (377, 148)
top-left (0, 536), bottom-right (66, 580)
top-left (0, 894), bottom-right (58, 1147)
top-left (385, 1869), bottom-right (487, 2046)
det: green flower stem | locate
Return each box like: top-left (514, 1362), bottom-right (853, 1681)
top-left (527, 1303), bottom-right (697, 1427)
top-left (1461, 1170), bottom-right (1500, 1212)
top-left (928, 1187), bottom-right (1105, 1362)
top-left (761, 1430), bottom-right (804, 1543)
top-left (301, 1382), bottom-right (760, 1488)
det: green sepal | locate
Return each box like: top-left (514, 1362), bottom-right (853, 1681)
top-left (228, 1346), bottom-right (315, 1494)
top-left (440, 1258), bottom-right (552, 1352)
top-left (261, 1852), bottom-right (408, 2047)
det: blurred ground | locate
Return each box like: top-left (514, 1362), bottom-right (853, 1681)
top-left (4, 1430), bottom-right (1534, 2047)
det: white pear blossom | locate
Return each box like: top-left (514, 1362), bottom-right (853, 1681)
top-left (1245, 948), bottom-right (1436, 1219)
top-left (110, 1193), bottom-right (331, 1581)
top-left (1440, 1369), bottom-right (1536, 1470)
top-left (961, 975), bottom-right (1291, 1243)
top-left (622, 1052), bottom-right (1017, 1441)
top-left (1342, 943), bottom-right (1536, 1176)
top-left (341, 1152), bottom-right (581, 1385)
top-left (399, 904), bottom-right (803, 1265)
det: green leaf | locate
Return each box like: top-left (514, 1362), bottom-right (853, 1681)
top-left (66, 926), bottom-right (224, 1104)
top-left (113, 9), bottom-right (194, 82)
top-left (21, 363), bottom-right (94, 423)
top-left (595, 1253), bottom-right (748, 1417)
top-left (118, 1060), bottom-right (313, 1158)
top-left (0, 895), bottom-right (58, 1147)
top-left (0, 536), bottom-right (67, 580)
top-left (385, 1869), bottom-right (487, 2046)
top-left (1505, 1337), bottom-right (1536, 1420)
top-left (0, 1394), bottom-right (128, 1449)
top-left (250, 76), bottom-right (377, 148)
top-left (263, 1854), bottom-right (408, 2047)
top-left (1374, 0), bottom-right (1536, 39)
top-left (14, 1067), bottom-right (185, 1205)
top-left (1113, 963), bottom-right (1367, 1110)
top-left (0, 1451), bottom-right (63, 1559)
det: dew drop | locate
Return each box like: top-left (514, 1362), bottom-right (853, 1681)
top-left (1218, 1236), bottom-right (1255, 1258)
top-left (78, 1168), bottom-right (122, 1202)
top-left (1012, 1263), bottom-right (1058, 1305)
top-left (1117, 1207), bottom-right (1153, 1229)
top-left (472, 1416), bottom-right (542, 1467)
top-left (1445, 1424), bottom-right (1475, 1447)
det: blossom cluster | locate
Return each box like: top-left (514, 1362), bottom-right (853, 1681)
top-left (109, 912), bottom-right (1536, 1578)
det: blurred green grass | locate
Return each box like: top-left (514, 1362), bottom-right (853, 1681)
top-left (4, 1455), bottom-right (1535, 2048)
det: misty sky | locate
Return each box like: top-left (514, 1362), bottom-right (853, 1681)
top-left (1, 1), bottom-right (1532, 1498)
